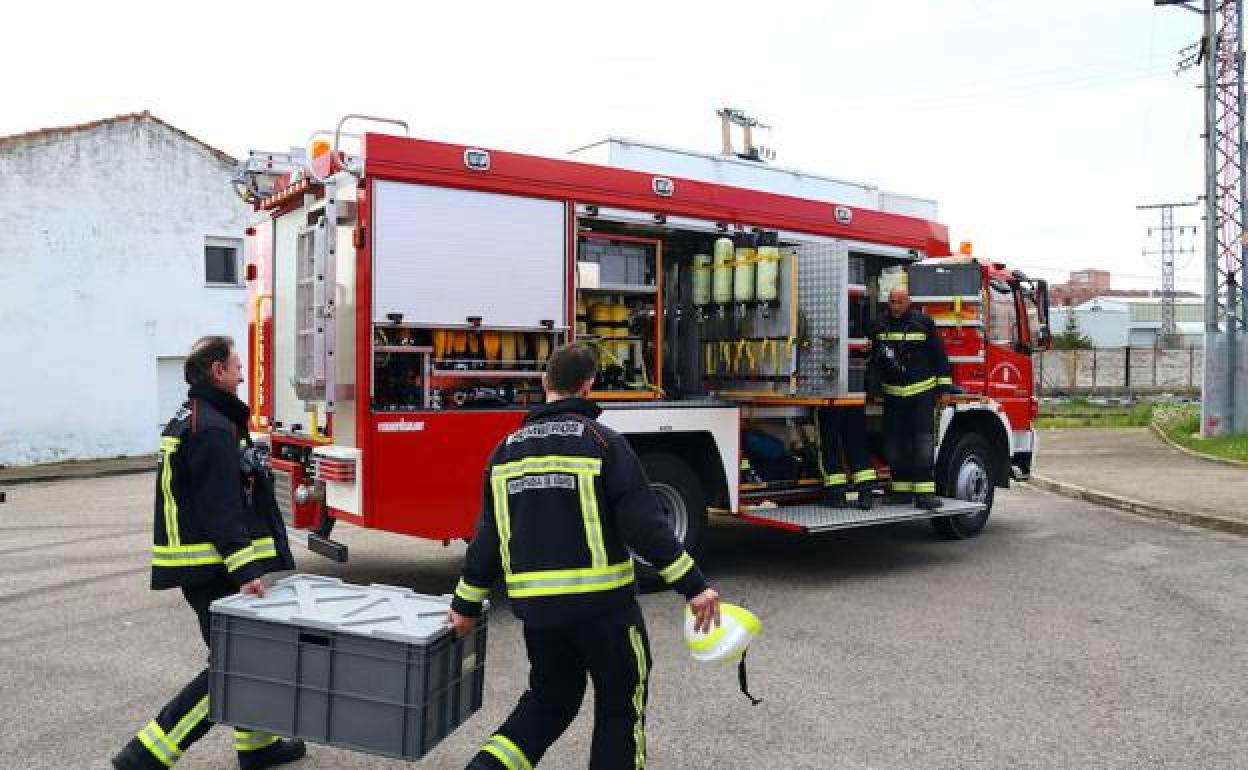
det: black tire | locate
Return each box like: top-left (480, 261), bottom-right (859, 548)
top-left (932, 433), bottom-right (995, 540)
top-left (634, 452), bottom-right (709, 593)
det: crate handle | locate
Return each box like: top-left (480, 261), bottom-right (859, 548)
top-left (299, 632), bottom-right (331, 647)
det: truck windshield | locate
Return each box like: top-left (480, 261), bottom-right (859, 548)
top-left (987, 284), bottom-right (1019, 346)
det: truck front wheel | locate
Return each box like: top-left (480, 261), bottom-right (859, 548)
top-left (635, 452), bottom-right (709, 592)
top-left (932, 433), bottom-right (995, 540)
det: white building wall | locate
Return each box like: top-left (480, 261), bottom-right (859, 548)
top-left (1050, 299), bottom-right (1131, 347)
top-left (0, 117), bottom-right (250, 465)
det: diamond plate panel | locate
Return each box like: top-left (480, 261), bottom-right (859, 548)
top-left (795, 242), bottom-right (848, 396)
top-left (740, 499), bottom-right (985, 533)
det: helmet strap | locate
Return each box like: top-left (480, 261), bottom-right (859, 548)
top-left (737, 649), bottom-right (763, 706)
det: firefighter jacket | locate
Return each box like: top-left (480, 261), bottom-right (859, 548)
top-left (868, 308), bottom-right (953, 397)
top-left (151, 384), bottom-right (294, 590)
top-left (451, 397), bottom-right (709, 628)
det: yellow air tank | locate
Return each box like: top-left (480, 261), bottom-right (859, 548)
top-left (533, 333), bottom-right (551, 367)
top-left (500, 332), bottom-right (517, 367)
top-left (733, 233), bottom-right (756, 304)
top-left (712, 237), bottom-right (735, 305)
top-left (692, 253), bottom-right (713, 307)
top-left (576, 297), bottom-right (589, 335)
top-left (755, 231), bottom-right (781, 304)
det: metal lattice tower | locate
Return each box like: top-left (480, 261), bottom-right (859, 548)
top-left (1161, 0), bottom-right (1247, 433)
top-left (1138, 201), bottom-right (1198, 348)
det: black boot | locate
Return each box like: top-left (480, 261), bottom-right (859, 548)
top-left (824, 488), bottom-right (848, 508)
top-left (884, 491), bottom-right (913, 506)
top-left (239, 739), bottom-right (306, 770)
top-left (915, 493), bottom-right (942, 510)
top-left (856, 483), bottom-right (875, 510)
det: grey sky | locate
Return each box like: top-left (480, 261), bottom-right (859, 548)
top-left (3, 0), bottom-right (1208, 290)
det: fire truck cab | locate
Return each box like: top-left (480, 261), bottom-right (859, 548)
top-left (238, 117), bottom-right (1050, 566)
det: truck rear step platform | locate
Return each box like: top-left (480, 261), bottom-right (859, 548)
top-left (737, 498), bottom-right (985, 534)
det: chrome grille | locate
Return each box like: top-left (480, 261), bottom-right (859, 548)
top-left (272, 467), bottom-right (294, 526)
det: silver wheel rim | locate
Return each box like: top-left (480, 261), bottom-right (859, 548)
top-left (651, 482), bottom-right (690, 543)
top-left (955, 455), bottom-right (991, 505)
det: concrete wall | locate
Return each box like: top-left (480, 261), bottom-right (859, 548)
top-left (1036, 348), bottom-right (1203, 394)
top-left (0, 118), bottom-right (250, 465)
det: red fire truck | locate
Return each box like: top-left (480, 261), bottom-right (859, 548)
top-left (236, 114), bottom-right (1050, 567)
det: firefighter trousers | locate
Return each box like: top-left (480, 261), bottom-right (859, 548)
top-left (467, 602), bottom-right (652, 770)
top-left (814, 406), bottom-right (877, 489)
top-left (113, 577), bottom-right (281, 769)
top-left (883, 390), bottom-right (937, 495)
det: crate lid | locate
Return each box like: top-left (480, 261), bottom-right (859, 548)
top-left (210, 574), bottom-right (462, 644)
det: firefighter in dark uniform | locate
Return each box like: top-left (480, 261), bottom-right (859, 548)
top-left (112, 336), bottom-right (305, 770)
top-left (815, 405), bottom-right (877, 509)
top-left (869, 288), bottom-right (954, 510)
top-left (446, 344), bottom-right (723, 770)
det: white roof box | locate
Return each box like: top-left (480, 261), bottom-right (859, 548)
top-left (568, 137), bottom-right (939, 221)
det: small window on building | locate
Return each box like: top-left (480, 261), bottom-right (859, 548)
top-left (205, 237), bottom-right (243, 286)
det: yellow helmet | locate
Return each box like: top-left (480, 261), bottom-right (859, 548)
top-left (684, 603), bottom-right (761, 664)
top-left (683, 603), bottom-right (763, 704)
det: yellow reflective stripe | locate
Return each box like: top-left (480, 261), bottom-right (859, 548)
top-left (628, 626), bottom-right (649, 769)
top-left (492, 455), bottom-right (602, 478)
top-left (152, 543), bottom-right (222, 566)
top-left (137, 721), bottom-right (181, 767)
top-left (152, 537), bottom-right (274, 569)
top-left (878, 332), bottom-right (927, 341)
top-left (936, 377), bottom-right (953, 385)
top-left (506, 561), bottom-right (635, 598)
top-left (225, 545), bottom-right (260, 572)
top-left (882, 377), bottom-right (938, 397)
top-left (851, 468), bottom-right (878, 483)
top-left (891, 481), bottom-right (915, 492)
top-left (481, 734), bottom-right (533, 770)
top-left (913, 481), bottom-right (936, 494)
top-left (455, 579), bottom-right (490, 604)
top-left (577, 470), bottom-right (608, 568)
top-left (233, 729), bottom-right (280, 752)
top-left (159, 440), bottom-right (180, 547)
top-left (492, 476), bottom-right (513, 574)
top-left (657, 552), bottom-right (694, 584)
top-left (823, 474), bottom-right (848, 487)
top-left (167, 695), bottom-right (209, 748)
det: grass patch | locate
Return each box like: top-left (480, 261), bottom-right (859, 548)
top-left (1154, 403), bottom-right (1248, 463)
top-left (1036, 400), bottom-right (1157, 429)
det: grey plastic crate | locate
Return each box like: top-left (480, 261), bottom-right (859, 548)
top-left (209, 575), bottom-right (487, 761)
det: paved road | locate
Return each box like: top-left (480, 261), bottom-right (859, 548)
top-left (1, 474), bottom-right (1245, 769)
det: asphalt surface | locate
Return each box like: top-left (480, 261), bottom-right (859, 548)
top-left (1, 474), bottom-right (1245, 769)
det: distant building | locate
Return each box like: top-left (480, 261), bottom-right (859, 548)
top-left (0, 112), bottom-right (249, 466)
top-left (1049, 296), bottom-right (1204, 348)
top-left (1048, 268), bottom-right (1198, 307)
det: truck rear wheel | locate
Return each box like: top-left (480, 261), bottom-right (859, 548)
top-left (932, 433), bottom-right (994, 540)
top-left (635, 452), bottom-right (708, 592)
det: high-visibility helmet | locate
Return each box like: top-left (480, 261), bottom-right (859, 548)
top-left (684, 603), bottom-right (762, 664)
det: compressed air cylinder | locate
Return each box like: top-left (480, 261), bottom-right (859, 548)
top-left (589, 302), bottom-right (614, 338)
top-left (500, 332), bottom-right (517, 366)
top-left (756, 231), bottom-right (780, 304)
top-left (576, 296), bottom-right (588, 335)
top-left (712, 237), bottom-right (735, 305)
top-left (733, 234), bottom-right (757, 303)
top-left (692, 253), bottom-right (713, 307)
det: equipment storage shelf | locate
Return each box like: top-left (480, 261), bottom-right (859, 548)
top-left (209, 575), bottom-right (487, 762)
top-left (576, 232), bottom-right (664, 396)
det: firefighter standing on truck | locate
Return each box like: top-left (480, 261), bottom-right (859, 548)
top-left (446, 343), bottom-right (723, 770)
top-left (112, 336), bottom-right (305, 770)
top-left (869, 287), bottom-right (954, 511)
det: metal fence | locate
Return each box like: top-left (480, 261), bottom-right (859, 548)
top-left (1035, 347), bottom-right (1202, 395)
